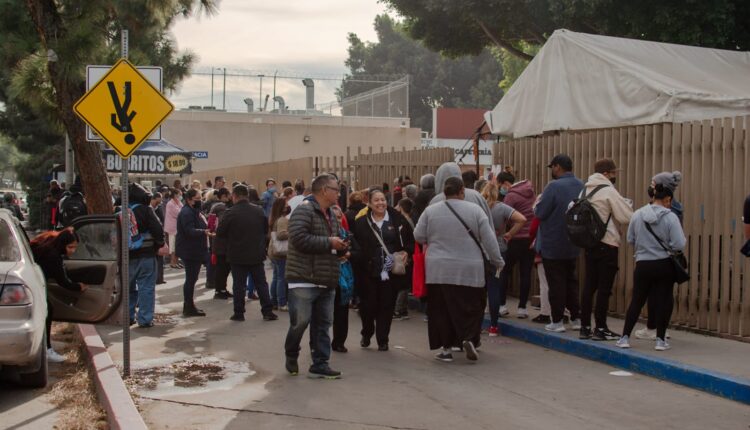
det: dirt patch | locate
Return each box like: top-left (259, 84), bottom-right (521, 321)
top-left (128, 357), bottom-right (227, 391)
top-left (48, 322), bottom-right (108, 430)
top-left (152, 312), bottom-right (177, 325)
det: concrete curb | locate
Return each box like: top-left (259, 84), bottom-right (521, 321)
top-left (493, 318), bottom-right (750, 405)
top-left (77, 324), bottom-right (148, 430)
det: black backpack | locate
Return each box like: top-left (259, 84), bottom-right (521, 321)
top-left (565, 185), bottom-right (611, 249)
top-left (59, 193), bottom-right (87, 227)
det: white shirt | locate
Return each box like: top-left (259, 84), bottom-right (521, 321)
top-left (371, 210), bottom-right (390, 229)
top-left (288, 195), bottom-right (305, 216)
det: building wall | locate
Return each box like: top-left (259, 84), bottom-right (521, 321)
top-left (161, 110), bottom-right (421, 172)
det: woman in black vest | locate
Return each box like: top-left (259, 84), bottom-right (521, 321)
top-left (351, 189), bottom-right (413, 351)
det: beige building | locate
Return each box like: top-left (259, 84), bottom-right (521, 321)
top-left (161, 110), bottom-right (421, 172)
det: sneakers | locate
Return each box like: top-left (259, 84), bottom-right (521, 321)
top-left (392, 312), bottom-right (410, 321)
top-left (545, 321), bottom-right (566, 333)
top-left (579, 326), bottom-right (592, 339)
top-left (569, 318), bottom-right (582, 330)
top-left (434, 350), bottom-right (454, 362)
top-left (182, 307), bottom-right (206, 317)
top-left (213, 290), bottom-right (232, 300)
top-left (278, 305), bottom-right (289, 312)
top-left (488, 326), bottom-right (499, 337)
top-left (592, 327), bottom-right (620, 341)
top-left (499, 305), bottom-right (510, 317)
top-left (531, 314), bottom-right (551, 324)
top-left (615, 335), bottom-right (631, 348)
top-left (378, 344), bottom-right (389, 351)
top-left (263, 313), bottom-right (279, 321)
top-left (655, 338), bottom-right (671, 351)
top-left (308, 366), bottom-right (342, 379)
top-left (332, 345), bottom-right (348, 353)
top-left (517, 308), bottom-right (529, 319)
top-left (360, 336), bottom-right (371, 348)
top-left (634, 327), bottom-right (657, 340)
top-left (285, 356), bottom-right (299, 375)
top-left (230, 313), bottom-right (245, 321)
top-left (463, 340), bottom-right (478, 361)
top-left (47, 348), bottom-right (66, 363)
top-left (137, 322), bottom-right (154, 328)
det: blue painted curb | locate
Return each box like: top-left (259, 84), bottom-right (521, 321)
top-left (493, 318), bottom-right (750, 405)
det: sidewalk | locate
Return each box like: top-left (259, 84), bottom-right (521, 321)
top-left (482, 297), bottom-right (750, 403)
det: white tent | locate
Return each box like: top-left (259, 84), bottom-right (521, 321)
top-left (485, 29), bottom-right (750, 138)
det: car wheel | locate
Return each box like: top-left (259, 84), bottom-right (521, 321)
top-left (18, 332), bottom-right (49, 388)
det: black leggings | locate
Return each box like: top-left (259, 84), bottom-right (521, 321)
top-left (622, 259), bottom-right (675, 340)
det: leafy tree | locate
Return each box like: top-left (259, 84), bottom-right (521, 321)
top-left (5, 0), bottom-right (216, 216)
top-left (339, 14), bottom-right (504, 132)
top-left (382, 0), bottom-right (750, 61)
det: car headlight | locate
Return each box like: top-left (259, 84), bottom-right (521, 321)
top-left (0, 284), bottom-right (32, 305)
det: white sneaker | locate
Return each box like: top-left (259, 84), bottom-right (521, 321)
top-left (569, 319), bottom-right (582, 330)
top-left (545, 321), bottom-right (566, 333)
top-left (47, 348), bottom-right (66, 363)
top-left (615, 335), bottom-right (631, 349)
top-left (517, 308), bottom-right (529, 319)
top-left (499, 305), bottom-right (509, 317)
top-left (635, 327), bottom-right (657, 340)
top-left (655, 338), bottom-right (671, 351)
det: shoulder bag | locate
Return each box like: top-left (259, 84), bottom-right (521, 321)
top-left (444, 201), bottom-right (493, 276)
top-left (367, 217), bottom-right (408, 275)
top-left (643, 221), bottom-right (689, 284)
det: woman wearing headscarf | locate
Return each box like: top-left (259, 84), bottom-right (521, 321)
top-left (351, 189), bottom-right (414, 351)
top-left (414, 177), bottom-right (504, 362)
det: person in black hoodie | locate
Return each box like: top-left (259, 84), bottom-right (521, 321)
top-left (126, 183), bottom-right (165, 327)
top-left (351, 189), bottom-right (414, 351)
top-left (176, 188), bottom-right (210, 317)
top-left (30, 228), bottom-right (88, 362)
top-left (217, 184), bottom-right (277, 322)
top-left (412, 173), bottom-right (435, 223)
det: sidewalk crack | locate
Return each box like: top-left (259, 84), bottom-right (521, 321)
top-left (139, 396), bottom-right (427, 430)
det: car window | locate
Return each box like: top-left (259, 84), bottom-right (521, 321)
top-left (12, 219), bottom-right (34, 261)
top-left (70, 221), bottom-right (118, 261)
top-left (0, 218), bottom-right (21, 261)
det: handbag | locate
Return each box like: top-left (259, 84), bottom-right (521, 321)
top-left (412, 243), bottom-right (427, 298)
top-left (444, 201), bottom-right (494, 276)
top-left (367, 217), bottom-right (408, 275)
top-left (644, 222), bottom-right (690, 284)
top-left (269, 231), bottom-right (288, 258)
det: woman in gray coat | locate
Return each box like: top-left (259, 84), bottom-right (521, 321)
top-left (413, 177), bottom-right (504, 362)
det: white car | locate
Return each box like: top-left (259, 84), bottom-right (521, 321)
top-left (0, 209), bottom-right (121, 387)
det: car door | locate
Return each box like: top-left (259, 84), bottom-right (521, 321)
top-left (47, 215), bottom-right (122, 323)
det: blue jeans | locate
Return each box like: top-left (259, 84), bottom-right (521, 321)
top-left (487, 267), bottom-right (504, 327)
top-left (270, 259), bottom-right (288, 307)
top-left (246, 273), bottom-right (256, 298)
top-left (284, 287), bottom-right (335, 370)
top-left (129, 257), bottom-right (157, 325)
top-left (232, 264), bottom-right (273, 316)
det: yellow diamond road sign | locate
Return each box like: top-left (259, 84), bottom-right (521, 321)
top-left (74, 59), bottom-right (174, 159)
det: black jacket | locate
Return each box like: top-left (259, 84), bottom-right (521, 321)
top-left (32, 249), bottom-right (81, 292)
top-left (215, 200), bottom-right (267, 265)
top-left (175, 205), bottom-right (208, 261)
top-left (130, 203), bottom-right (165, 259)
top-left (345, 202), bottom-right (366, 232)
top-left (286, 196), bottom-right (342, 288)
top-left (412, 189), bottom-right (435, 224)
top-left (351, 207), bottom-right (414, 280)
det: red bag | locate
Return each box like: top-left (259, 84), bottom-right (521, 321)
top-left (412, 243), bottom-right (426, 298)
top-left (211, 253), bottom-right (218, 265)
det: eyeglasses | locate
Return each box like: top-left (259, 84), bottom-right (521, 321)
top-left (325, 186), bottom-right (339, 193)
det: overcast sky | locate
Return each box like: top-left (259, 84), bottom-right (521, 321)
top-left (170, 0), bottom-right (389, 112)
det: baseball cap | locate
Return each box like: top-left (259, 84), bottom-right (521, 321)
top-left (547, 154), bottom-right (573, 171)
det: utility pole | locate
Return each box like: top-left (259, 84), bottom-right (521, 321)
top-left (120, 29), bottom-right (131, 378)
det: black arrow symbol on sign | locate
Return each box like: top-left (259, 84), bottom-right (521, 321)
top-left (107, 81), bottom-right (137, 144)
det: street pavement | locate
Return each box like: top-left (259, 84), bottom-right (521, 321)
top-left (96, 266), bottom-right (750, 430)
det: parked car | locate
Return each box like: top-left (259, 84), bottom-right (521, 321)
top-left (0, 209), bottom-right (121, 387)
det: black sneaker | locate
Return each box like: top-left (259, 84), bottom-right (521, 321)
top-left (463, 340), bottom-right (478, 361)
top-left (378, 344), bottom-right (389, 351)
top-left (434, 351), bottom-right (454, 362)
top-left (593, 327), bottom-right (620, 341)
top-left (579, 326), bottom-right (592, 339)
top-left (214, 290), bottom-right (231, 300)
top-left (308, 366), bottom-right (342, 379)
top-left (263, 313), bottom-right (278, 321)
top-left (531, 314), bottom-right (551, 324)
top-left (360, 336), bottom-right (371, 348)
top-left (332, 345), bottom-right (348, 353)
top-left (230, 313), bottom-right (245, 321)
top-left (285, 356), bottom-right (299, 375)
top-left (183, 307), bottom-right (206, 317)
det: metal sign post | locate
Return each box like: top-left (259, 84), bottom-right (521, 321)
top-left (120, 29), bottom-right (131, 378)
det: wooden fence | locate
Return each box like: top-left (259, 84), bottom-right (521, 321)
top-left (494, 116), bottom-right (750, 339)
top-left (192, 146), bottom-right (454, 196)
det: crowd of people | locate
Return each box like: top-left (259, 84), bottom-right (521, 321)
top-left (27, 154), bottom-right (699, 376)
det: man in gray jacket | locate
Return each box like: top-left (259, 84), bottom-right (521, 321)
top-left (284, 174), bottom-right (348, 379)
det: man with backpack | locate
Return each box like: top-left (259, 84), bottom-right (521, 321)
top-left (534, 154), bottom-right (584, 333)
top-left (576, 159), bottom-right (633, 340)
top-left (126, 183), bottom-right (165, 328)
top-left (58, 183), bottom-right (87, 227)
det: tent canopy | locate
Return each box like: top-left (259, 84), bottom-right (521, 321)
top-left (485, 29), bottom-right (750, 138)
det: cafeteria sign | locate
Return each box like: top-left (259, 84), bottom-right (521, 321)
top-left (104, 152), bottom-right (192, 175)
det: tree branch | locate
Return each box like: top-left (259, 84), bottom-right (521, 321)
top-left (476, 19), bottom-right (535, 61)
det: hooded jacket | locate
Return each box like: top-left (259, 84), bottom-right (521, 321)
top-left (627, 203), bottom-right (686, 262)
top-left (583, 173), bottom-right (634, 248)
top-left (430, 162), bottom-right (491, 220)
top-left (502, 180), bottom-right (535, 239)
